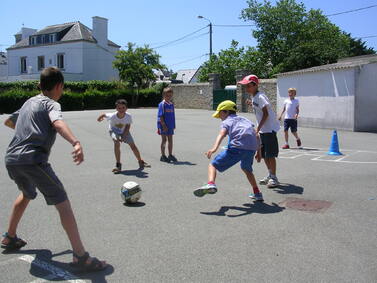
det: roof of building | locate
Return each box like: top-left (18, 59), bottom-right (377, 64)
top-left (277, 54), bottom-right (377, 77)
top-left (0, 52), bottom-right (7, 65)
top-left (176, 69), bottom-right (198, 84)
top-left (8, 21), bottom-right (120, 50)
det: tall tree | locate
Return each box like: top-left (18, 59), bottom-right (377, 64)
top-left (240, 0), bottom-right (371, 75)
top-left (198, 40), bottom-right (270, 87)
top-left (344, 33), bottom-right (375, 57)
top-left (113, 43), bottom-right (164, 104)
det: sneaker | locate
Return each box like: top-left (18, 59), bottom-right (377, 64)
top-left (193, 183), bottom-right (218, 197)
top-left (267, 177), bottom-right (279, 188)
top-left (259, 176), bottom-right (271, 185)
top-left (282, 144), bottom-right (290, 149)
top-left (160, 155), bottom-right (170, 162)
top-left (297, 139), bottom-right (302, 147)
top-left (138, 160), bottom-right (151, 169)
top-left (249, 192), bottom-right (264, 201)
top-left (112, 162), bottom-right (122, 174)
top-left (168, 155), bottom-right (178, 162)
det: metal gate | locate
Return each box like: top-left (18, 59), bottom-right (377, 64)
top-left (213, 89), bottom-right (237, 110)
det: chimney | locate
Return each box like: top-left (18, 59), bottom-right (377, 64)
top-left (15, 27), bottom-right (37, 43)
top-left (92, 16), bottom-right (108, 49)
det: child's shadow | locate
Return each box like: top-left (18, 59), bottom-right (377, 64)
top-left (273, 183), bottom-right (304, 195)
top-left (2, 249), bottom-right (113, 283)
top-left (171, 161), bottom-right (197, 166)
top-left (200, 202), bottom-right (285, 217)
top-left (118, 168), bottom-right (148, 178)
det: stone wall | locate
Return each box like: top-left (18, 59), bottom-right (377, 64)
top-left (171, 83), bottom-right (213, 110)
top-left (258, 79), bottom-right (277, 112)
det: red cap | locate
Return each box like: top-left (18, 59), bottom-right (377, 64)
top-left (238, 74), bottom-right (259, 85)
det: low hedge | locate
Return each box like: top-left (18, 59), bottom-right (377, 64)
top-left (0, 85), bottom-right (164, 114)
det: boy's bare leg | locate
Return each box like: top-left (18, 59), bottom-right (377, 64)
top-left (242, 170), bottom-right (258, 188)
top-left (284, 131), bottom-right (289, 143)
top-left (167, 135), bottom-right (173, 156)
top-left (1, 193), bottom-right (30, 244)
top-left (264, 157), bottom-right (276, 176)
top-left (129, 143), bottom-right (142, 161)
top-left (114, 141), bottom-right (121, 163)
top-left (55, 199), bottom-right (106, 266)
top-left (208, 164), bottom-right (217, 183)
top-left (160, 135), bottom-right (167, 156)
top-left (292, 131), bottom-right (300, 140)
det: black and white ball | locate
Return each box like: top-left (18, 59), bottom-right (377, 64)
top-left (121, 181), bottom-right (142, 203)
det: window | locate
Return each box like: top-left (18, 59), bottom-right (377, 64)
top-left (38, 56), bottom-right (45, 70)
top-left (57, 53), bottom-right (64, 69)
top-left (49, 34), bottom-right (55, 43)
top-left (30, 37), bottom-right (36, 45)
top-left (20, 57), bottom-right (27, 73)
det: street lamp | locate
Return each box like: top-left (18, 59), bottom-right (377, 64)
top-left (197, 15), bottom-right (212, 57)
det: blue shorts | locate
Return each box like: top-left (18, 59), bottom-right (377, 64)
top-left (284, 119), bottom-right (298, 132)
top-left (211, 148), bottom-right (255, 173)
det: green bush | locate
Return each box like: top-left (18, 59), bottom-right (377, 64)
top-left (0, 88), bottom-right (38, 113)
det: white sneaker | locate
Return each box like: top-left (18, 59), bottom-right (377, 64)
top-left (259, 176), bottom-right (271, 185)
top-left (267, 177), bottom-right (279, 188)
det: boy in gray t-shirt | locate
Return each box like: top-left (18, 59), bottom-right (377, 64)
top-left (2, 67), bottom-right (107, 272)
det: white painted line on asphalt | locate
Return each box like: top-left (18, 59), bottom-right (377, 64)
top-left (19, 255), bottom-right (85, 283)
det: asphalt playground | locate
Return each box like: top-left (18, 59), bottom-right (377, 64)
top-left (0, 108), bottom-right (376, 283)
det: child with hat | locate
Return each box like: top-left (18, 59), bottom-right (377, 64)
top-left (193, 100), bottom-right (264, 201)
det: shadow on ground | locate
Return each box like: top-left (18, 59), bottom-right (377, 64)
top-left (171, 161), bottom-right (197, 166)
top-left (2, 249), bottom-right (113, 283)
top-left (117, 168), bottom-right (148, 178)
top-left (273, 183), bottom-right (304, 195)
top-left (200, 202), bottom-right (285, 217)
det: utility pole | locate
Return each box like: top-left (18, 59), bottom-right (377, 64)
top-left (198, 15), bottom-right (213, 57)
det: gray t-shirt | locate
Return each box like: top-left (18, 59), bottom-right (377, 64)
top-left (221, 114), bottom-right (258, 151)
top-left (5, 94), bottom-right (63, 165)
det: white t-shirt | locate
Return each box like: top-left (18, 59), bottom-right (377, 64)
top-left (283, 98), bottom-right (299, 119)
top-left (105, 112), bottom-right (132, 135)
top-left (251, 92), bottom-right (280, 133)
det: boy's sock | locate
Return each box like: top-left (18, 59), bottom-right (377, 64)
top-left (208, 181), bottom-right (215, 185)
top-left (252, 186), bottom-right (261, 194)
top-left (285, 142), bottom-right (289, 145)
top-left (270, 174), bottom-right (277, 179)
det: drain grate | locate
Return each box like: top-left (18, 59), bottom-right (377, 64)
top-left (279, 197), bottom-right (332, 213)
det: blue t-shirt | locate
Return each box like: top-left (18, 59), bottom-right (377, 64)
top-left (157, 100), bottom-right (175, 129)
top-left (221, 114), bottom-right (258, 151)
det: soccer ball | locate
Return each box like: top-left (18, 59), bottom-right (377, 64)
top-left (121, 181), bottom-right (142, 204)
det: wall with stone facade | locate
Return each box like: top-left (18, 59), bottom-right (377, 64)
top-left (170, 83), bottom-right (213, 110)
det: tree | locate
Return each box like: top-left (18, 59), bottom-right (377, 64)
top-left (113, 43), bottom-right (165, 104)
top-left (198, 40), bottom-right (270, 87)
top-left (240, 0), bottom-right (374, 75)
top-left (344, 33), bottom-right (375, 57)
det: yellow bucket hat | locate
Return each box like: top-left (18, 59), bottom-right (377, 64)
top-left (212, 100), bottom-right (237, 118)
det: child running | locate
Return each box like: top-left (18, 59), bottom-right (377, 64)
top-left (278, 88), bottom-right (302, 149)
top-left (2, 67), bottom-right (107, 272)
top-left (157, 87), bottom-right (177, 163)
top-left (97, 99), bottom-right (150, 173)
top-left (193, 100), bottom-right (264, 201)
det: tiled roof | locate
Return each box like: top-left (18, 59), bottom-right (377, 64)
top-left (8, 21), bottom-right (120, 50)
top-left (277, 54), bottom-right (377, 77)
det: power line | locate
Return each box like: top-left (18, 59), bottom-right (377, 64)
top-left (358, 35), bottom-right (377, 39)
top-left (213, 24), bottom-right (254, 27)
top-left (150, 26), bottom-right (208, 49)
top-left (326, 4), bottom-right (377, 16)
top-left (168, 54), bottom-right (208, 67)
top-left (155, 32), bottom-right (209, 50)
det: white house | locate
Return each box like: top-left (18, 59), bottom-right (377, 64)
top-left (176, 67), bottom-right (202, 84)
top-left (4, 16), bottom-right (120, 82)
top-left (277, 54), bottom-right (377, 132)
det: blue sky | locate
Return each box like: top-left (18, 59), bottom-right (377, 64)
top-left (1, 0), bottom-right (376, 71)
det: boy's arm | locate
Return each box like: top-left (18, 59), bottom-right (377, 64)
top-left (255, 133), bottom-right (262, 163)
top-left (52, 120), bottom-right (84, 165)
top-left (206, 129), bottom-right (227, 159)
top-left (159, 116), bottom-right (168, 132)
top-left (122, 124), bottom-right (131, 138)
top-left (4, 118), bottom-right (15, 129)
top-left (256, 106), bottom-right (269, 133)
top-left (278, 105), bottom-right (286, 121)
top-left (295, 106), bottom-right (299, 119)
top-left (97, 113), bottom-right (106, 122)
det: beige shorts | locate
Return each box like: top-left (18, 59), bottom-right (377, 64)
top-left (109, 131), bottom-right (134, 144)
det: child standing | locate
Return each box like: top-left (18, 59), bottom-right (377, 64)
top-left (193, 100), bottom-right (264, 201)
top-left (239, 74), bottom-right (280, 188)
top-left (2, 67), bottom-right (107, 271)
top-left (278, 88), bottom-right (302, 149)
top-left (97, 99), bottom-right (150, 173)
top-left (157, 87), bottom-right (177, 163)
